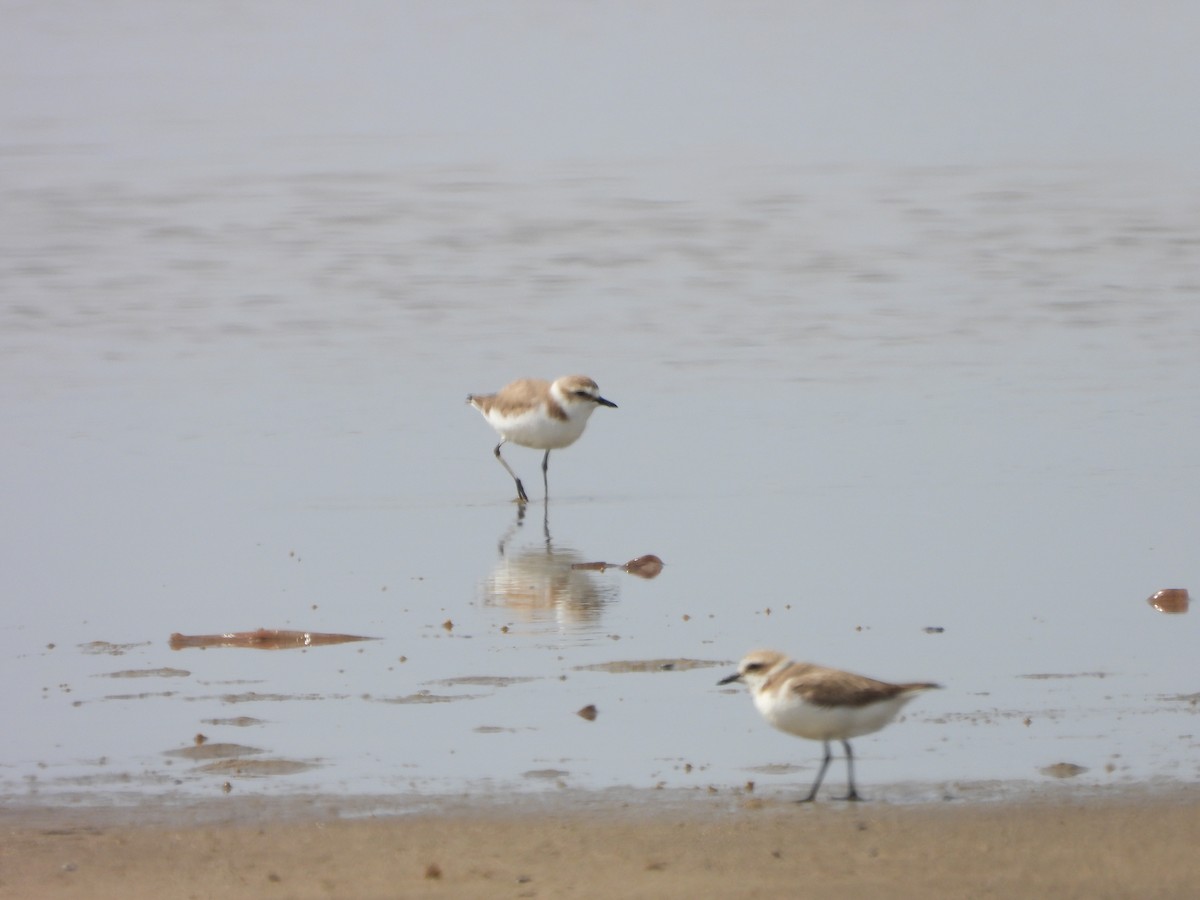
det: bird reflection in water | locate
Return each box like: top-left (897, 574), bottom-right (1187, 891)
top-left (482, 504), bottom-right (617, 628)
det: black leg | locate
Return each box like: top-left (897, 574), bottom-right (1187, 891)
top-left (493, 441), bottom-right (528, 504)
top-left (837, 740), bottom-right (863, 802)
top-left (800, 740), bottom-right (834, 803)
top-left (541, 450), bottom-right (551, 499)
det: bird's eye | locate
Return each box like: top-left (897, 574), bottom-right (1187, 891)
top-left (745, 663), bottom-right (764, 673)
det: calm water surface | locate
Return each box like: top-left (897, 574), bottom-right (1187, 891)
top-left (2, 3), bottom-right (1199, 809)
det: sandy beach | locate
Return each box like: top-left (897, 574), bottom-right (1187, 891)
top-left (6, 7), bottom-right (1200, 900)
top-left (4, 788), bottom-right (1199, 899)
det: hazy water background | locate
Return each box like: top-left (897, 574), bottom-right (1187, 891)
top-left (3, 2), bottom-right (1200, 808)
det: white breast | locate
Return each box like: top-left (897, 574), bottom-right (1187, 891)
top-left (487, 403), bottom-right (596, 450)
top-left (756, 691), bottom-right (915, 741)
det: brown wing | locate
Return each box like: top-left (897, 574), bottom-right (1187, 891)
top-left (490, 379), bottom-right (552, 415)
top-left (787, 665), bottom-right (935, 709)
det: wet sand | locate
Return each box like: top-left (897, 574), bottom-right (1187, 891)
top-left (4, 789), bottom-right (1199, 898)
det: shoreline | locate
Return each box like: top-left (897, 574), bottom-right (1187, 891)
top-left (4, 784), bottom-right (1198, 898)
top-left (2, 776), bottom-right (1195, 824)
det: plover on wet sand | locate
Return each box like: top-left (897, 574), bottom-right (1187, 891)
top-left (718, 649), bottom-right (940, 802)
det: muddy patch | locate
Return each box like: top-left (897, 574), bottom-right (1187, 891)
top-left (1041, 762), bottom-right (1088, 778)
top-left (78, 641), bottom-right (152, 656)
top-left (1018, 672), bottom-right (1111, 680)
top-left (101, 691), bottom-right (180, 701)
top-left (425, 675), bottom-right (539, 688)
top-left (164, 743), bottom-right (263, 761)
top-left (202, 716), bottom-right (267, 727)
top-left (195, 759), bottom-right (316, 777)
top-left (523, 768), bottom-right (570, 780)
top-left (213, 692), bottom-right (351, 704)
top-left (573, 658), bottom-right (724, 674)
top-left (1159, 693), bottom-right (1200, 706)
top-left (99, 668), bottom-right (191, 678)
top-left (745, 763), bottom-right (807, 775)
top-left (373, 691), bottom-right (485, 705)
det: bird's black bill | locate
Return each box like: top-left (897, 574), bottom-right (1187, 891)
top-left (717, 672), bottom-right (742, 686)
top-left (596, 396), bottom-right (617, 408)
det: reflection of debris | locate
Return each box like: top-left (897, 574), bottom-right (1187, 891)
top-left (373, 691), bottom-right (484, 705)
top-left (1147, 588), bottom-right (1189, 614)
top-left (219, 691), bottom-right (349, 703)
top-left (101, 691), bottom-right (178, 701)
top-left (427, 675), bottom-right (537, 688)
top-left (577, 704), bottom-right (598, 721)
top-left (923, 626), bottom-right (945, 634)
top-left (169, 629), bottom-right (377, 650)
top-left (1159, 692), bottom-right (1200, 705)
top-left (573, 658), bottom-right (722, 674)
top-left (165, 742), bottom-right (262, 760)
top-left (99, 667), bottom-right (190, 678)
top-left (1018, 672), bottom-right (1109, 680)
top-left (485, 546), bottom-right (616, 625)
top-left (196, 759), bottom-right (315, 776)
top-left (78, 641), bottom-right (151, 656)
top-left (1040, 762), bottom-right (1087, 779)
top-left (571, 554), bottom-right (664, 579)
top-left (746, 763), bottom-right (805, 775)
top-left (523, 768), bottom-right (570, 780)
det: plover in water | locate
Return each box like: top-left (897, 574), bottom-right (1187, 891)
top-left (467, 375), bottom-right (616, 503)
top-left (719, 649), bottom-right (940, 802)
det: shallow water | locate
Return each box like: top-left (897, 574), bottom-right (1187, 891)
top-left (3, 3), bottom-right (1200, 808)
